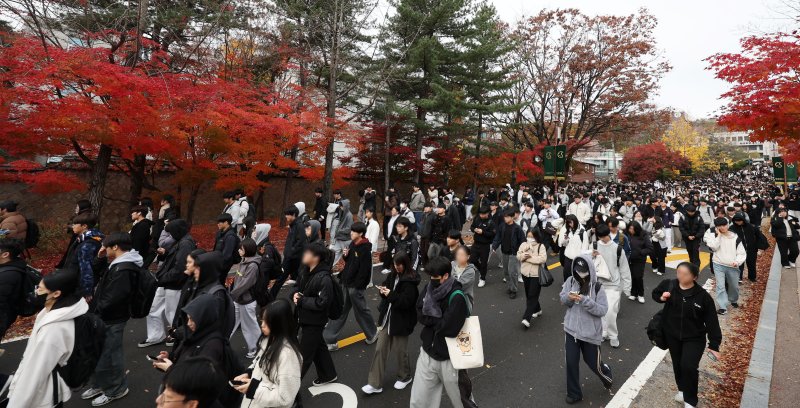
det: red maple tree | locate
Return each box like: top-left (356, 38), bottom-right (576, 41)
top-left (619, 142), bottom-right (689, 182)
top-left (707, 33), bottom-right (800, 161)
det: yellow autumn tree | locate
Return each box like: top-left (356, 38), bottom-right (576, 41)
top-left (662, 115), bottom-right (713, 172)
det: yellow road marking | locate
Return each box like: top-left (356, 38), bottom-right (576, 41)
top-left (337, 332), bottom-right (367, 349)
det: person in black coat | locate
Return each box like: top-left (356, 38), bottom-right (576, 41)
top-left (0, 239), bottom-right (25, 339)
top-left (730, 213), bottom-right (766, 282)
top-left (626, 221), bottom-right (653, 303)
top-left (470, 207), bottom-right (496, 285)
top-left (429, 204), bottom-right (452, 257)
top-left (313, 188), bottom-right (328, 241)
top-left (679, 206), bottom-right (706, 268)
top-left (653, 262), bottom-right (722, 408)
top-left (363, 252), bottom-right (420, 394)
top-left (770, 208), bottom-right (800, 268)
top-left (130, 205), bottom-right (153, 257)
top-left (292, 243), bottom-right (337, 385)
top-left (277, 206), bottom-right (307, 294)
top-left (213, 213), bottom-right (240, 285)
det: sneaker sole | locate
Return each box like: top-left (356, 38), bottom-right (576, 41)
top-left (312, 377), bottom-right (338, 387)
top-left (81, 390), bottom-right (103, 400)
top-left (92, 389), bottom-right (129, 406)
top-left (137, 340), bottom-right (164, 348)
top-left (394, 378), bottom-right (413, 390)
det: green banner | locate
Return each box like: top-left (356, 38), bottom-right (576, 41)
top-left (543, 145), bottom-right (555, 179)
top-left (719, 162), bottom-right (728, 171)
top-left (774, 157), bottom-right (785, 183)
top-left (787, 162), bottom-right (798, 183)
top-left (555, 145), bottom-right (567, 180)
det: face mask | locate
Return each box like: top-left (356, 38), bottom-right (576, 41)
top-left (527, 238), bottom-right (536, 244)
top-left (29, 289), bottom-right (50, 310)
top-left (430, 279), bottom-right (442, 289)
top-left (577, 271), bottom-right (590, 279)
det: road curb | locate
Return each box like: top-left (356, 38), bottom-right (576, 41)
top-left (740, 250), bottom-right (782, 407)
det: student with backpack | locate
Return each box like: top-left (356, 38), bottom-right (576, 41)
top-left (251, 223), bottom-right (282, 299)
top-left (229, 239), bottom-right (262, 359)
top-left (323, 222), bottom-right (378, 351)
top-left (7, 268), bottom-right (90, 408)
top-left (64, 213), bottom-right (105, 299)
top-left (80, 232), bottom-right (141, 406)
top-left (558, 215), bottom-right (590, 282)
top-left (0, 239), bottom-right (27, 339)
top-left (593, 225), bottom-right (632, 348)
top-left (292, 243), bottom-right (338, 387)
top-left (214, 214), bottom-right (241, 285)
top-left (626, 221), bottom-right (653, 304)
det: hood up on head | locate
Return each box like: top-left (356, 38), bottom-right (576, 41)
top-left (294, 201), bottom-right (306, 217)
top-left (340, 199), bottom-right (351, 213)
top-left (181, 293), bottom-right (220, 342)
top-left (165, 219), bottom-right (190, 241)
top-left (306, 220), bottom-right (321, 243)
top-left (195, 251), bottom-right (223, 287)
top-left (571, 253), bottom-right (597, 295)
top-left (252, 223), bottom-right (271, 245)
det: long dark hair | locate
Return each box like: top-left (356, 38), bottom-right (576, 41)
top-left (564, 214), bottom-right (580, 233)
top-left (257, 299), bottom-right (301, 379)
top-left (392, 251), bottom-right (416, 279)
top-left (627, 220), bottom-right (644, 238)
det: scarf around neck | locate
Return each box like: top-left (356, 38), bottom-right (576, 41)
top-left (422, 277), bottom-right (457, 318)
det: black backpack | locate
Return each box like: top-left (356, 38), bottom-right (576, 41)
top-left (116, 262), bottom-right (158, 319)
top-left (4, 263), bottom-right (42, 317)
top-left (24, 218), bottom-right (40, 249)
top-left (246, 200), bottom-right (256, 220)
top-left (326, 273), bottom-right (345, 320)
top-left (56, 313), bottom-right (106, 388)
top-left (646, 280), bottom-right (675, 350)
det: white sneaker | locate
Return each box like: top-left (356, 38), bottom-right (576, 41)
top-left (532, 311), bottom-right (543, 318)
top-left (675, 392), bottom-right (684, 403)
top-left (637, 296), bottom-right (645, 304)
top-left (478, 279), bottom-right (486, 288)
top-left (791, 262), bottom-right (797, 267)
top-left (610, 338), bottom-right (620, 348)
top-left (656, 270), bottom-right (663, 276)
top-left (91, 389), bottom-right (129, 406)
top-left (628, 295), bottom-right (636, 301)
top-left (785, 265), bottom-right (793, 269)
top-left (684, 403), bottom-right (695, 408)
top-left (502, 277), bottom-right (507, 283)
top-left (518, 275), bottom-right (523, 283)
top-left (521, 319), bottom-right (530, 328)
top-left (381, 269), bottom-right (391, 275)
top-left (81, 388), bottom-right (103, 400)
top-left (393, 377), bottom-right (413, 390)
top-left (361, 384), bottom-right (383, 394)
top-left (327, 343), bottom-right (339, 352)
top-left (246, 350), bottom-right (257, 359)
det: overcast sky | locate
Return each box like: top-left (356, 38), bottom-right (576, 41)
top-left (492, 0), bottom-right (791, 119)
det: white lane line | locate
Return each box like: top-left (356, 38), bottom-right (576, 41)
top-left (606, 346), bottom-right (668, 408)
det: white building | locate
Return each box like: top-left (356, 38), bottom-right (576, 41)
top-left (572, 143), bottom-right (623, 181)
top-left (711, 131), bottom-right (779, 161)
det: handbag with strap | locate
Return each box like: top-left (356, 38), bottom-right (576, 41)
top-left (538, 260), bottom-right (554, 287)
top-left (444, 290), bottom-right (484, 370)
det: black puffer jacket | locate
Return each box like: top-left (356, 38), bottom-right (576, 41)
top-left (679, 213), bottom-right (706, 239)
top-left (156, 220), bottom-right (196, 290)
top-left (770, 215), bottom-right (800, 241)
top-left (628, 234), bottom-right (653, 263)
top-left (294, 264), bottom-right (334, 327)
top-left (377, 272), bottom-right (420, 337)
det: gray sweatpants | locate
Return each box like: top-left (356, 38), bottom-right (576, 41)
top-left (409, 348), bottom-right (464, 408)
top-left (501, 253), bottom-right (520, 293)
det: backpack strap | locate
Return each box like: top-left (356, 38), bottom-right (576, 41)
top-left (51, 369), bottom-right (60, 405)
top-left (447, 290), bottom-right (472, 317)
top-left (616, 245), bottom-right (623, 268)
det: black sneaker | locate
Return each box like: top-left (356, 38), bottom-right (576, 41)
top-left (509, 292), bottom-right (517, 299)
top-left (565, 396), bottom-right (583, 404)
top-left (731, 303), bottom-right (739, 308)
top-left (312, 376), bottom-right (338, 386)
top-left (717, 309), bottom-right (727, 315)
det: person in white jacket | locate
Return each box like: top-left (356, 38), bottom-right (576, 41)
top-left (223, 191), bottom-right (242, 229)
top-left (558, 215), bottom-right (590, 282)
top-left (233, 299), bottom-right (302, 408)
top-left (7, 269), bottom-right (89, 408)
top-left (364, 208), bottom-right (381, 287)
top-left (592, 225), bottom-right (632, 348)
top-left (703, 218), bottom-right (747, 315)
top-left (567, 194), bottom-right (592, 227)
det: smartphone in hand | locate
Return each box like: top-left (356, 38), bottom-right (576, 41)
top-left (229, 380), bottom-right (246, 387)
top-left (146, 354), bottom-right (161, 361)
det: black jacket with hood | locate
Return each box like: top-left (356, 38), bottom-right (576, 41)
top-left (0, 258), bottom-right (26, 337)
top-left (283, 217), bottom-right (307, 263)
top-left (679, 213), bottom-right (706, 240)
top-left (156, 219), bottom-right (197, 290)
top-left (378, 271), bottom-right (420, 337)
top-left (341, 238), bottom-right (373, 289)
top-left (214, 227), bottom-right (240, 282)
top-left (293, 263), bottom-right (335, 327)
top-left (652, 278), bottom-right (722, 351)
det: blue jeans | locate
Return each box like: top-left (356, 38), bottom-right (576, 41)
top-left (713, 263), bottom-right (740, 310)
top-left (413, 211), bottom-right (423, 231)
top-left (90, 322), bottom-right (128, 396)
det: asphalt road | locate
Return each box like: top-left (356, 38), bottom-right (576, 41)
top-left (0, 250), bottom-right (703, 408)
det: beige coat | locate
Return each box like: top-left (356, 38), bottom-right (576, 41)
top-left (516, 241), bottom-right (547, 277)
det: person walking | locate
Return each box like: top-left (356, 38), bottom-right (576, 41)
top-left (704, 218), bottom-right (746, 315)
top-left (276, 206), bottom-right (306, 294)
top-left (229, 238), bottom-right (262, 359)
top-left (323, 222), bottom-right (378, 350)
top-left (6, 269), bottom-right (88, 408)
top-left (409, 185), bottom-right (426, 230)
top-left (129, 205), bottom-right (153, 258)
top-left (593, 225), bottom-right (631, 348)
top-left (730, 212), bottom-right (766, 282)
top-left (330, 199), bottom-right (354, 268)
top-left (626, 221), bottom-right (653, 304)
top-left (558, 215), bottom-right (590, 282)
top-left (451, 246), bottom-right (477, 303)
top-left (233, 299), bottom-right (303, 408)
top-left (771, 208), bottom-right (799, 269)
top-left (469, 207), bottom-right (495, 288)
top-left (517, 229), bottom-right (548, 328)
top-left (492, 209), bottom-right (525, 299)
top-left (679, 206), bottom-right (705, 268)
top-left (214, 213), bottom-right (241, 284)
top-left (0, 239), bottom-right (25, 340)
top-left (362, 252), bottom-right (420, 395)
top-left (653, 262), bottom-right (722, 408)
top-left (650, 219), bottom-right (667, 276)
top-left (65, 213), bottom-right (104, 299)
top-left (559, 255), bottom-right (612, 404)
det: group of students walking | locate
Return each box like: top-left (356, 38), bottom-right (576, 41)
top-left (0, 162), bottom-right (797, 407)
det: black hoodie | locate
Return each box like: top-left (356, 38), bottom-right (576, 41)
top-left (652, 278), bottom-right (722, 351)
top-left (341, 238), bottom-right (373, 289)
top-left (171, 294), bottom-right (224, 365)
top-left (294, 263), bottom-right (335, 327)
top-left (377, 272), bottom-right (420, 337)
top-left (0, 258), bottom-right (26, 337)
top-left (156, 220), bottom-right (197, 290)
top-left (172, 252), bottom-right (235, 345)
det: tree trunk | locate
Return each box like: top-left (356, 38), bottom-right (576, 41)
top-left (473, 111), bottom-right (482, 194)
top-left (322, 8), bottom-right (339, 203)
top-left (87, 144), bottom-right (113, 219)
top-left (186, 184), bottom-right (200, 226)
top-left (414, 107), bottom-right (426, 184)
top-left (384, 123), bottom-right (391, 193)
top-left (443, 113), bottom-right (451, 187)
top-left (255, 188), bottom-right (265, 220)
top-left (280, 171), bottom-right (295, 227)
top-left (128, 155), bottom-right (147, 206)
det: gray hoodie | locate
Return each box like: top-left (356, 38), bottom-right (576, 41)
top-left (594, 241), bottom-right (632, 295)
top-left (559, 253), bottom-right (608, 345)
top-left (334, 199), bottom-right (354, 242)
top-left (450, 261), bottom-right (477, 302)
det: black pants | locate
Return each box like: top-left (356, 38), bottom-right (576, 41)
top-left (776, 238), bottom-right (799, 267)
top-left (565, 332), bottom-right (612, 400)
top-left (739, 249), bottom-right (758, 281)
top-left (522, 276), bottom-right (542, 320)
top-left (271, 257), bottom-right (301, 298)
top-left (685, 238), bottom-right (701, 268)
top-left (458, 370), bottom-right (477, 408)
top-left (630, 260), bottom-right (646, 297)
top-left (470, 243), bottom-right (491, 280)
top-left (562, 256), bottom-right (573, 282)
top-left (665, 336), bottom-right (705, 407)
top-left (299, 325), bottom-right (337, 381)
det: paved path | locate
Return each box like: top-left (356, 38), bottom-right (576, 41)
top-left (769, 257), bottom-right (800, 406)
top-left (0, 248), bottom-right (707, 408)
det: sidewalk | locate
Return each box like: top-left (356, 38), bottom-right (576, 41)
top-left (769, 257), bottom-right (800, 406)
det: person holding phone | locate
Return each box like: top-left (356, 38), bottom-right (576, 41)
top-left (231, 299), bottom-right (302, 408)
top-left (652, 262), bottom-right (722, 408)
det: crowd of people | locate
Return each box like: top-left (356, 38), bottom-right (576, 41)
top-left (0, 162), bottom-right (797, 408)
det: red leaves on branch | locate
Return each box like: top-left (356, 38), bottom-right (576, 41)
top-left (707, 33), bottom-right (800, 161)
top-left (618, 142), bottom-right (689, 182)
